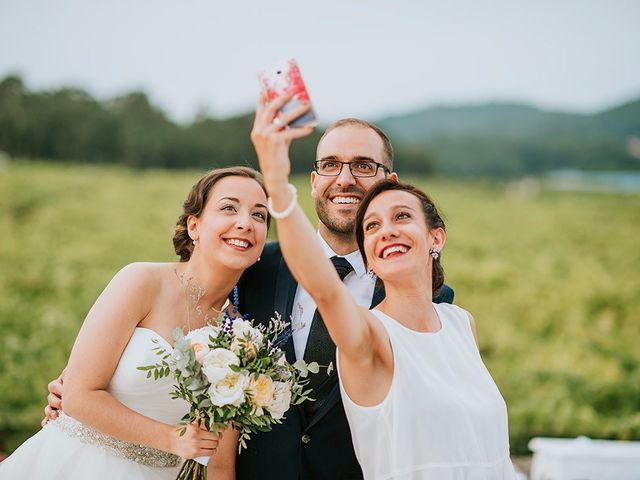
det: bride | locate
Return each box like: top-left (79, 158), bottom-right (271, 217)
top-left (0, 166), bottom-right (269, 479)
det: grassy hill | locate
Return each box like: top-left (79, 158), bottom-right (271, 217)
top-left (1, 160), bottom-right (639, 455)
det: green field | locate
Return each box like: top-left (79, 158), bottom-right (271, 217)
top-left (1, 160), bottom-right (639, 454)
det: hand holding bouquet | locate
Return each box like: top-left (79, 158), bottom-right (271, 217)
top-left (138, 312), bottom-right (322, 479)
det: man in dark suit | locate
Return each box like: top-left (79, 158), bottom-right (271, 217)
top-left (235, 118), bottom-right (454, 480)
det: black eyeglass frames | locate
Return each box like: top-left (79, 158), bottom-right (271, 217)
top-left (314, 159), bottom-right (390, 178)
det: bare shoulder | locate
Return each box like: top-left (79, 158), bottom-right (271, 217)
top-left (459, 307), bottom-right (479, 349)
top-left (86, 262), bottom-right (179, 326)
top-left (107, 262), bottom-right (176, 301)
top-left (113, 262), bottom-right (166, 285)
top-left (464, 309), bottom-right (477, 331)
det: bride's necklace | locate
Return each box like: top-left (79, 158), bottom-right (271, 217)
top-left (174, 268), bottom-right (230, 330)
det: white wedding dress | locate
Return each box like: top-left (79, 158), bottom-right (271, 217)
top-left (0, 328), bottom-right (189, 479)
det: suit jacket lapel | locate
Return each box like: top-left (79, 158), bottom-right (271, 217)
top-left (369, 278), bottom-right (386, 309)
top-left (305, 381), bottom-right (340, 431)
top-left (272, 255), bottom-right (310, 428)
top-left (274, 255), bottom-right (298, 364)
top-left (305, 279), bottom-right (386, 430)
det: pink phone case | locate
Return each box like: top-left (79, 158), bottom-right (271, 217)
top-left (258, 59), bottom-right (318, 127)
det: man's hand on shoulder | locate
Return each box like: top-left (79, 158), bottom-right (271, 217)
top-left (42, 369), bottom-right (65, 426)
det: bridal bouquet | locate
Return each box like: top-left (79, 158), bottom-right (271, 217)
top-left (138, 312), bottom-right (320, 480)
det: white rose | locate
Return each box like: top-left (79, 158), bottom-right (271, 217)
top-left (266, 381), bottom-right (292, 420)
top-left (185, 326), bottom-right (218, 364)
top-left (209, 371), bottom-right (249, 407)
top-left (248, 374), bottom-right (275, 408)
top-left (232, 320), bottom-right (264, 348)
top-left (232, 319), bottom-right (252, 337)
top-left (201, 348), bottom-right (239, 384)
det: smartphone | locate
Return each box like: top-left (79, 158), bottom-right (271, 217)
top-left (258, 58), bottom-right (318, 128)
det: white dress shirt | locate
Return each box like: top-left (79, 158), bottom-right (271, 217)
top-left (291, 232), bottom-right (377, 361)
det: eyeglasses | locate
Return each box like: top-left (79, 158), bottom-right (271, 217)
top-left (314, 159), bottom-right (391, 178)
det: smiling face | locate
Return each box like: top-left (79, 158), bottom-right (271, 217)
top-left (188, 175), bottom-right (268, 271)
top-left (361, 189), bottom-right (445, 282)
top-left (312, 124), bottom-right (396, 236)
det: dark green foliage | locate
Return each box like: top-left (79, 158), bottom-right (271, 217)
top-left (0, 75), bottom-right (432, 175)
top-left (0, 76), bottom-right (322, 174)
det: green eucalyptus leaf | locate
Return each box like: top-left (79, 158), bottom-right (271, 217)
top-left (292, 359), bottom-right (308, 373)
top-left (172, 327), bottom-right (184, 342)
top-left (326, 362), bottom-right (334, 376)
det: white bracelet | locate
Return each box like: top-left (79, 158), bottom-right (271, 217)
top-left (267, 183), bottom-right (298, 219)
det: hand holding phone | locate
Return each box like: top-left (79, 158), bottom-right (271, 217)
top-left (258, 59), bottom-right (318, 128)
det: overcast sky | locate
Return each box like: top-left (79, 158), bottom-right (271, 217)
top-left (1, 0), bottom-right (639, 123)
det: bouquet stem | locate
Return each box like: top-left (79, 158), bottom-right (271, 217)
top-left (176, 459), bottom-right (206, 480)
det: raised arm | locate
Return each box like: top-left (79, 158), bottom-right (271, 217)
top-left (61, 263), bottom-right (219, 459)
top-left (250, 94), bottom-right (374, 359)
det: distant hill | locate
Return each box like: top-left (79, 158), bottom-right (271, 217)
top-left (377, 99), bottom-right (640, 177)
top-left (593, 99), bottom-right (640, 137)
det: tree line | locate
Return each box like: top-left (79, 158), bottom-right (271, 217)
top-left (0, 75), bottom-right (436, 174)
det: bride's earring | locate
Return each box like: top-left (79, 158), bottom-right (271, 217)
top-left (367, 268), bottom-right (376, 278)
top-left (429, 248), bottom-right (440, 260)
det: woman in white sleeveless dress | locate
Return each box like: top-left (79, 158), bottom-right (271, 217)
top-left (0, 167), bottom-right (269, 479)
top-left (251, 95), bottom-right (516, 479)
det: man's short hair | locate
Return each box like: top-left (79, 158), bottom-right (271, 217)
top-left (318, 118), bottom-right (394, 170)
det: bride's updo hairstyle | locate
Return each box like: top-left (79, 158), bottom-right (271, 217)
top-left (355, 180), bottom-right (446, 294)
top-left (173, 166), bottom-right (268, 262)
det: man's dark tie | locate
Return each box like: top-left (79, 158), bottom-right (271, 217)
top-left (303, 256), bottom-right (354, 417)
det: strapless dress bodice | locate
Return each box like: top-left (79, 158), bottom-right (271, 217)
top-left (108, 327), bottom-right (188, 425)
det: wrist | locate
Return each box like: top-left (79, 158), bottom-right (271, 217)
top-left (161, 424), bottom-right (178, 454)
top-left (268, 184), bottom-right (292, 204)
top-left (264, 176), bottom-right (289, 194)
top-left (268, 183), bottom-right (298, 219)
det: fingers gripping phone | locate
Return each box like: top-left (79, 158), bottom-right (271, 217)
top-left (258, 58), bottom-right (318, 128)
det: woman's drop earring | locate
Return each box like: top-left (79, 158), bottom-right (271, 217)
top-left (429, 248), bottom-right (440, 260)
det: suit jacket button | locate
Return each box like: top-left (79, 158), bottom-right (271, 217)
top-left (301, 434), bottom-right (311, 444)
